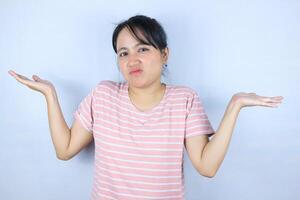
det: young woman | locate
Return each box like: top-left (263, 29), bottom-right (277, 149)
top-left (9, 15), bottom-right (283, 200)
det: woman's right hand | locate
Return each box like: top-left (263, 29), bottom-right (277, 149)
top-left (8, 70), bottom-right (56, 96)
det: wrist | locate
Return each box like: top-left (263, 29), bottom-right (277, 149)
top-left (229, 95), bottom-right (243, 111)
top-left (45, 88), bottom-right (58, 102)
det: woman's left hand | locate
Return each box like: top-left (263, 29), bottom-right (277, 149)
top-left (231, 92), bottom-right (284, 109)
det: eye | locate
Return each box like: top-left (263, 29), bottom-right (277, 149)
top-left (119, 52), bottom-right (128, 57)
top-left (138, 47), bottom-right (149, 52)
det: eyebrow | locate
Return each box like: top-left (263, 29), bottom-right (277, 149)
top-left (117, 43), bottom-right (148, 53)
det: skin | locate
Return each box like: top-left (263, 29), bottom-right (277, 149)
top-left (8, 27), bottom-right (283, 177)
top-left (116, 27), bottom-right (169, 111)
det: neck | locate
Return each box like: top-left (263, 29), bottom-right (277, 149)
top-left (127, 81), bottom-right (166, 112)
top-left (128, 82), bottom-right (165, 98)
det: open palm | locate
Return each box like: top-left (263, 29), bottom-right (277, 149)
top-left (233, 92), bottom-right (283, 108)
top-left (8, 70), bottom-right (55, 95)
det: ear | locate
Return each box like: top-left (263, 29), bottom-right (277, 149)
top-left (161, 47), bottom-right (169, 62)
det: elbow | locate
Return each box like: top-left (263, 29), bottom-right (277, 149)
top-left (197, 167), bottom-right (217, 178)
top-left (56, 152), bottom-right (71, 161)
top-left (202, 171), bottom-right (216, 178)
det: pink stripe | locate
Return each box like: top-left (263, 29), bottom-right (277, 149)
top-left (94, 140), bottom-right (183, 158)
top-left (74, 80), bottom-right (214, 199)
top-left (95, 154), bottom-right (182, 171)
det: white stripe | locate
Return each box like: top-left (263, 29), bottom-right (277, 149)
top-left (96, 159), bottom-right (181, 172)
top-left (96, 133), bottom-right (181, 146)
top-left (95, 138), bottom-right (183, 152)
top-left (93, 128), bottom-right (183, 138)
top-left (94, 103), bottom-right (206, 120)
top-left (185, 132), bottom-right (209, 138)
top-left (186, 124), bottom-right (211, 131)
top-left (80, 105), bottom-right (91, 121)
top-left (83, 96), bottom-right (91, 111)
top-left (96, 83), bottom-right (191, 95)
top-left (96, 193), bottom-right (117, 200)
top-left (95, 89), bottom-right (194, 102)
top-left (96, 82), bottom-right (192, 95)
top-left (95, 91), bottom-right (133, 107)
top-left (96, 90), bottom-right (193, 107)
top-left (187, 118), bottom-right (210, 124)
top-left (95, 111), bottom-right (186, 126)
top-left (98, 180), bottom-right (181, 193)
top-left (187, 122), bottom-right (211, 127)
top-left (96, 171), bottom-right (182, 186)
top-left (95, 152), bottom-right (181, 165)
top-left (94, 108), bottom-right (187, 122)
top-left (188, 112), bottom-right (208, 118)
top-left (98, 146), bottom-right (181, 159)
top-left (95, 98), bottom-right (191, 113)
top-left (94, 95), bottom-right (200, 113)
top-left (96, 164), bottom-right (181, 179)
top-left (76, 113), bottom-right (91, 132)
top-left (99, 187), bottom-right (183, 200)
top-left (94, 118), bottom-right (185, 133)
top-left (94, 99), bottom-right (164, 117)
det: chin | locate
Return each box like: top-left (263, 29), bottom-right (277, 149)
top-left (128, 79), bottom-right (149, 88)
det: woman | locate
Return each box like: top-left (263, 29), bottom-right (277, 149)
top-left (8, 15), bottom-right (283, 200)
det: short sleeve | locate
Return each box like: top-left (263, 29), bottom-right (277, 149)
top-left (73, 88), bottom-right (95, 134)
top-left (185, 92), bottom-right (215, 138)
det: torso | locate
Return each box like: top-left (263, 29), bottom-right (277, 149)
top-left (74, 80), bottom-right (214, 199)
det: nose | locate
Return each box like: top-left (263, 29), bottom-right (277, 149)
top-left (127, 52), bottom-right (141, 67)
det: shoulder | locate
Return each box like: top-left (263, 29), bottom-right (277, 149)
top-left (93, 80), bottom-right (123, 93)
top-left (90, 80), bottom-right (125, 100)
top-left (168, 84), bottom-right (199, 99)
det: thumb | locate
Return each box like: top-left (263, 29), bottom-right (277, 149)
top-left (32, 75), bottom-right (41, 81)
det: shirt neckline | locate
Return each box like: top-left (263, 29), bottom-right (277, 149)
top-left (124, 82), bottom-right (169, 115)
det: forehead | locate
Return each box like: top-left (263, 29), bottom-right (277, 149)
top-left (116, 27), bottom-right (147, 50)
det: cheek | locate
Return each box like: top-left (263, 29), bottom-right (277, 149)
top-left (148, 53), bottom-right (163, 65)
top-left (118, 59), bottom-right (126, 70)
top-left (148, 57), bottom-right (163, 70)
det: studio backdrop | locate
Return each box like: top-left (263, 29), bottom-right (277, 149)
top-left (0, 0), bottom-right (299, 199)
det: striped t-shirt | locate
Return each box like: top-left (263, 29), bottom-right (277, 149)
top-left (73, 80), bottom-right (214, 200)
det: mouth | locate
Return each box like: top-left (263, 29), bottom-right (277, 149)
top-left (129, 69), bottom-right (143, 76)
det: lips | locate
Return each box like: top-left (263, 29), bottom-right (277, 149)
top-left (129, 68), bottom-right (143, 74)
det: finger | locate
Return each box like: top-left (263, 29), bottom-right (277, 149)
top-left (33, 75), bottom-right (49, 85)
top-left (263, 97), bottom-right (282, 102)
top-left (32, 75), bottom-right (41, 81)
top-left (262, 101), bottom-right (282, 107)
top-left (9, 70), bottom-right (44, 92)
top-left (261, 95), bottom-right (283, 99)
top-left (272, 96), bottom-right (284, 100)
top-left (8, 70), bottom-right (28, 79)
top-left (9, 70), bottom-right (31, 81)
top-left (269, 102), bottom-right (282, 107)
top-left (260, 96), bottom-right (282, 103)
top-left (263, 96), bottom-right (284, 100)
top-left (15, 77), bottom-right (32, 85)
top-left (266, 98), bottom-right (283, 103)
top-left (18, 74), bottom-right (31, 80)
top-left (271, 98), bottom-right (283, 101)
top-left (12, 73), bottom-right (33, 85)
top-left (8, 70), bottom-right (16, 77)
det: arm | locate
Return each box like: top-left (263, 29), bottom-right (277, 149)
top-left (46, 91), bottom-right (93, 160)
top-left (9, 70), bottom-right (93, 160)
top-left (185, 92), bottom-right (283, 177)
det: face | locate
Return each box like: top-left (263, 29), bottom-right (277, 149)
top-left (116, 27), bottom-right (168, 89)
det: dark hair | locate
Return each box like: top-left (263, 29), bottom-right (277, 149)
top-left (112, 15), bottom-right (168, 54)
